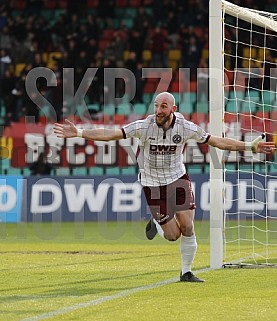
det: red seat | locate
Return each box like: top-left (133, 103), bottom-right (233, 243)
top-left (224, 113), bottom-right (237, 123)
top-left (190, 112), bottom-right (207, 124)
top-left (239, 112), bottom-right (252, 132)
top-left (98, 40), bottom-right (109, 51)
top-left (170, 81), bottom-right (179, 92)
top-left (102, 29), bottom-right (115, 41)
top-left (44, 0), bottom-right (56, 9)
top-left (87, 0), bottom-right (99, 8)
top-left (58, 0), bottom-right (67, 8)
top-left (13, 0), bottom-right (26, 9)
top-left (129, 0), bottom-right (141, 6)
top-left (144, 79), bottom-right (158, 93)
top-left (113, 114), bottom-right (125, 125)
top-left (115, 0), bottom-right (128, 7)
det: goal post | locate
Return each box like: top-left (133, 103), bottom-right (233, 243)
top-left (209, 0), bottom-right (277, 268)
top-left (209, 0), bottom-right (224, 269)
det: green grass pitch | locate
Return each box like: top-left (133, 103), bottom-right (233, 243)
top-left (0, 221), bottom-right (276, 321)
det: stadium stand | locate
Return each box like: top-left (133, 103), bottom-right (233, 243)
top-left (0, 0), bottom-right (276, 175)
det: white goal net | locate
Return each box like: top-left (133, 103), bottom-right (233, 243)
top-left (210, 0), bottom-right (277, 268)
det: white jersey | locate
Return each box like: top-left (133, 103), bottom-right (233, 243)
top-left (122, 112), bottom-right (210, 186)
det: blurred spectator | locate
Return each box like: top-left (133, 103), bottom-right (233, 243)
top-left (29, 152), bottom-right (52, 176)
top-left (148, 26), bottom-right (170, 67)
top-left (0, 25), bottom-right (12, 51)
top-left (0, 48), bottom-right (11, 76)
top-left (129, 28), bottom-right (145, 63)
top-left (197, 58), bottom-right (209, 102)
top-left (180, 32), bottom-right (202, 80)
top-left (1, 69), bottom-right (16, 126)
top-left (2, 0), bottom-right (274, 128)
top-left (26, 0), bottom-right (43, 17)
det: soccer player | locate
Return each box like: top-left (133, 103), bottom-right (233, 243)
top-left (53, 92), bottom-right (274, 282)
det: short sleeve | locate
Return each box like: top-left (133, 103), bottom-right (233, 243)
top-left (188, 122), bottom-right (210, 143)
top-left (122, 120), bottom-right (144, 139)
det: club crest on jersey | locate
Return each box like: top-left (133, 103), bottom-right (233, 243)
top-left (172, 134), bottom-right (182, 144)
top-left (156, 212), bottom-right (169, 223)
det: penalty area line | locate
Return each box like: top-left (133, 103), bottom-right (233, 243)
top-left (20, 267), bottom-right (211, 321)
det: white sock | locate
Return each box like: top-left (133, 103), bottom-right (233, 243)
top-left (180, 234), bottom-right (197, 274)
top-left (153, 218), bottom-right (165, 239)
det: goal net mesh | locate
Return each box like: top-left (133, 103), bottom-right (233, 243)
top-left (222, 0), bottom-right (277, 266)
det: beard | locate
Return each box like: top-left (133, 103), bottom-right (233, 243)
top-left (155, 112), bottom-right (172, 126)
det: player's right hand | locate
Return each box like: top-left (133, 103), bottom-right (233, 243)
top-left (53, 119), bottom-right (77, 138)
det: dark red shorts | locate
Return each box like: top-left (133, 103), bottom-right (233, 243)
top-left (143, 173), bottom-right (196, 225)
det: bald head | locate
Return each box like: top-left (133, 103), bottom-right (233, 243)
top-left (154, 92), bottom-right (176, 127)
top-left (154, 92), bottom-right (176, 107)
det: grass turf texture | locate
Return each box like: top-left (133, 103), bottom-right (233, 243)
top-left (0, 222), bottom-right (276, 321)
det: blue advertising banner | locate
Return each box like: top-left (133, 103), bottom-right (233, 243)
top-left (22, 176), bottom-right (149, 222)
top-left (0, 176), bottom-right (23, 222)
top-left (0, 173), bottom-right (274, 223)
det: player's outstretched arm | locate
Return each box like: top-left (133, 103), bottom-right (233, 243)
top-left (208, 134), bottom-right (275, 154)
top-left (53, 119), bottom-right (124, 141)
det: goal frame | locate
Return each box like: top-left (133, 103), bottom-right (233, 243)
top-left (209, 0), bottom-right (277, 269)
top-left (209, 0), bottom-right (224, 269)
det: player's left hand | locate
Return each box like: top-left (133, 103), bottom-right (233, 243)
top-left (256, 141), bottom-right (275, 154)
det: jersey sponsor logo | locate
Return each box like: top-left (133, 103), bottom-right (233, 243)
top-left (149, 144), bottom-right (177, 155)
top-left (172, 134), bottom-right (182, 144)
top-left (149, 137), bottom-right (156, 140)
top-left (156, 212), bottom-right (169, 223)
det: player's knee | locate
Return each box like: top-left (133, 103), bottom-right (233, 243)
top-left (166, 236), bottom-right (179, 242)
top-left (180, 224), bottom-right (194, 237)
top-left (164, 231), bottom-right (181, 242)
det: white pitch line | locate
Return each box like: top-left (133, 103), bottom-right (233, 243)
top-left (20, 268), bottom-right (211, 321)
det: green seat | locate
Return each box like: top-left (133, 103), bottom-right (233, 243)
top-left (269, 163), bottom-right (277, 173)
top-left (187, 165), bottom-right (203, 174)
top-left (254, 163), bottom-right (267, 173)
top-left (2, 158), bottom-right (11, 169)
top-left (230, 91), bottom-right (245, 100)
top-left (89, 167), bottom-right (104, 175)
top-left (87, 104), bottom-right (100, 113)
top-left (121, 167), bottom-right (137, 175)
top-left (39, 105), bottom-right (50, 117)
top-left (72, 167), bottom-right (88, 176)
top-left (133, 103), bottom-right (147, 115)
top-left (239, 164), bottom-right (253, 172)
top-left (226, 101), bottom-right (238, 113)
top-left (0, 104), bottom-right (6, 117)
top-left (224, 163), bottom-right (236, 171)
top-left (22, 168), bottom-right (31, 176)
top-left (7, 168), bottom-right (22, 175)
top-left (103, 104), bottom-right (116, 115)
top-left (245, 90), bottom-right (260, 102)
top-left (182, 92), bottom-right (196, 104)
top-left (172, 92), bottom-right (180, 105)
top-left (123, 18), bottom-right (134, 29)
top-left (41, 10), bottom-right (53, 21)
top-left (262, 91), bottom-right (275, 104)
top-left (197, 92), bottom-right (208, 102)
top-left (241, 100), bottom-right (256, 113)
top-left (54, 9), bottom-right (66, 19)
top-left (55, 168), bottom-right (70, 176)
top-left (117, 103), bottom-right (131, 115)
top-left (125, 7), bottom-right (137, 18)
top-left (121, 94), bottom-right (130, 104)
top-left (106, 167), bottom-right (120, 175)
top-left (143, 93), bottom-right (153, 104)
top-left (204, 164), bottom-right (210, 173)
top-left (179, 102), bottom-right (193, 114)
top-left (195, 102), bottom-right (208, 113)
top-left (256, 103), bottom-right (271, 112)
top-left (75, 104), bottom-right (87, 118)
